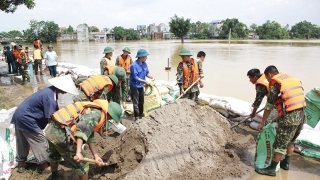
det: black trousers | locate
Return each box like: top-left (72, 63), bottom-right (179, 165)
top-left (130, 86), bottom-right (144, 118)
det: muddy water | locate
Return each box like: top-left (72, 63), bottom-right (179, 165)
top-left (16, 40), bottom-right (320, 179)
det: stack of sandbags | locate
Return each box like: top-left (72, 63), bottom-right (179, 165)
top-left (0, 107), bottom-right (18, 180)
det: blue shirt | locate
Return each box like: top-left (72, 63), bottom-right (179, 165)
top-left (44, 51), bottom-right (58, 66)
top-left (130, 59), bottom-right (150, 88)
top-left (4, 50), bottom-right (14, 62)
top-left (11, 86), bottom-right (59, 133)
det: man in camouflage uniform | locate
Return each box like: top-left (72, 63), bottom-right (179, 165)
top-left (176, 48), bottom-right (204, 101)
top-left (107, 67), bottom-right (128, 109)
top-left (100, 46), bottom-right (115, 75)
top-left (72, 74), bottom-right (119, 102)
top-left (256, 65), bottom-right (306, 177)
top-left (45, 101), bottom-right (123, 180)
top-left (115, 47), bottom-right (133, 102)
top-left (17, 45), bottom-right (30, 85)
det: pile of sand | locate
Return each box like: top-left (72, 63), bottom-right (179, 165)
top-left (86, 99), bottom-right (255, 179)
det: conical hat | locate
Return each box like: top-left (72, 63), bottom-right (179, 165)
top-left (48, 75), bottom-right (79, 95)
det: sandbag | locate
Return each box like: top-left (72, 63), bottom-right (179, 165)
top-left (296, 128), bottom-right (320, 151)
top-left (161, 94), bottom-right (175, 102)
top-left (143, 84), bottom-right (161, 116)
top-left (249, 121), bottom-right (260, 130)
top-left (301, 148), bottom-right (320, 160)
top-left (0, 107), bottom-right (18, 180)
top-left (305, 100), bottom-right (320, 128)
top-left (254, 122), bottom-right (280, 171)
top-left (294, 144), bottom-right (305, 154)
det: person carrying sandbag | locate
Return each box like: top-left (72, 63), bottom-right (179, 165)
top-left (255, 65), bottom-right (306, 177)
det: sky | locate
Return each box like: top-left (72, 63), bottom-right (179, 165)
top-left (0, 0), bottom-right (319, 32)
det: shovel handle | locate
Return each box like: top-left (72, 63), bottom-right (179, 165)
top-left (176, 78), bottom-right (201, 100)
top-left (230, 108), bottom-right (264, 129)
top-left (73, 156), bottom-right (107, 165)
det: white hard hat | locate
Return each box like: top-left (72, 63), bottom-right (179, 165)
top-left (48, 74), bottom-right (79, 95)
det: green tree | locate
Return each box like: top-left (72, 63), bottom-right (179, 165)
top-left (91, 27), bottom-right (99, 32)
top-left (290, 20), bottom-right (320, 39)
top-left (169, 14), bottom-right (191, 43)
top-left (66, 25), bottom-right (75, 33)
top-left (113, 26), bottom-right (126, 40)
top-left (0, 0), bottom-right (35, 13)
top-left (249, 23), bottom-right (257, 32)
top-left (256, 20), bottom-right (290, 39)
top-left (23, 19), bottom-right (60, 43)
top-left (190, 21), bottom-right (210, 39)
top-left (8, 30), bottom-right (23, 38)
top-left (219, 18), bottom-right (248, 39)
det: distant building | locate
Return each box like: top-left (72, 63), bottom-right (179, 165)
top-left (158, 23), bottom-right (169, 32)
top-left (248, 32), bottom-right (259, 39)
top-left (209, 20), bottom-right (223, 38)
top-left (280, 24), bottom-right (289, 30)
top-left (59, 27), bottom-right (66, 33)
top-left (56, 33), bottom-right (77, 42)
top-left (147, 23), bottom-right (158, 35)
top-left (89, 31), bottom-right (106, 41)
top-left (137, 25), bottom-right (146, 31)
top-left (77, 24), bottom-right (89, 42)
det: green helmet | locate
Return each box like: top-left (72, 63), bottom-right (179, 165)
top-left (48, 44), bottom-right (53, 49)
top-left (113, 67), bottom-right (126, 81)
top-left (103, 46), bottom-right (114, 54)
top-left (16, 45), bottom-right (22, 50)
top-left (122, 47), bottom-right (131, 54)
top-left (136, 49), bottom-right (149, 58)
top-left (108, 74), bottom-right (118, 85)
top-left (179, 48), bottom-right (192, 56)
top-left (108, 102), bottom-right (123, 123)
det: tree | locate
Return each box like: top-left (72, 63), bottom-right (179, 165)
top-left (256, 20), bottom-right (290, 39)
top-left (219, 18), bottom-right (248, 39)
top-left (290, 20), bottom-right (320, 39)
top-left (91, 27), bottom-right (99, 32)
top-left (8, 30), bottom-right (23, 38)
top-left (0, 0), bottom-right (35, 13)
top-left (66, 25), bottom-right (75, 34)
top-left (190, 21), bottom-right (211, 39)
top-left (169, 14), bottom-right (191, 43)
top-left (23, 19), bottom-right (60, 43)
top-left (249, 23), bottom-right (257, 32)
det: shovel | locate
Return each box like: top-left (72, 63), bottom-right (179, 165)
top-left (230, 108), bottom-right (264, 129)
top-left (175, 78), bottom-right (201, 100)
top-left (73, 156), bottom-right (116, 166)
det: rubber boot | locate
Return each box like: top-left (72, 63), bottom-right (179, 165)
top-left (255, 160), bottom-right (277, 177)
top-left (280, 155), bottom-right (290, 170)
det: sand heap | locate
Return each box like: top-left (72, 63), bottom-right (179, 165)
top-left (81, 99), bottom-right (255, 180)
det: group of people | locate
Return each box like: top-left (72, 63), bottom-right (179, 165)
top-left (2, 38), bottom-right (59, 84)
top-left (247, 66), bottom-right (307, 177)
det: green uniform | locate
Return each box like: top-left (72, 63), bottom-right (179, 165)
top-left (265, 83), bottom-right (305, 155)
top-left (115, 55), bottom-right (132, 100)
top-left (252, 84), bottom-right (268, 109)
top-left (45, 108), bottom-right (101, 176)
top-left (107, 75), bottom-right (127, 104)
top-left (72, 78), bottom-right (110, 102)
top-left (100, 57), bottom-right (113, 75)
top-left (20, 51), bottom-right (30, 84)
top-left (176, 60), bottom-right (203, 101)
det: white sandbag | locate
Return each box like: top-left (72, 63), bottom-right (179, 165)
top-left (249, 121), bottom-right (260, 130)
top-left (0, 107), bottom-right (18, 180)
top-left (296, 128), bottom-right (320, 151)
top-left (294, 144), bottom-right (305, 154)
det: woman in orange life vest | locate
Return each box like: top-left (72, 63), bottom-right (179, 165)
top-left (176, 48), bottom-right (204, 101)
top-left (256, 65), bottom-right (306, 177)
top-left (45, 100), bottom-right (123, 180)
top-left (247, 68), bottom-right (269, 118)
top-left (115, 47), bottom-right (133, 102)
top-left (100, 46), bottom-right (115, 75)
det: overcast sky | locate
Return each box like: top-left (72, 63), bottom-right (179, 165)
top-left (0, 0), bottom-right (319, 32)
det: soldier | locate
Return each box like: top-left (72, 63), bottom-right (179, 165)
top-left (72, 73), bottom-right (123, 102)
top-left (106, 67), bottom-right (127, 109)
top-left (33, 45), bottom-right (44, 75)
top-left (45, 100), bottom-right (123, 180)
top-left (17, 45), bottom-right (30, 85)
top-left (196, 51), bottom-right (206, 69)
top-left (176, 48), bottom-right (204, 101)
top-left (100, 46), bottom-right (115, 75)
top-left (115, 47), bottom-right (133, 102)
top-left (247, 68), bottom-right (269, 118)
top-left (256, 65), bottom-right (306, 177)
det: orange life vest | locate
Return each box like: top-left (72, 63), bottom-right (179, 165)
top-left (269, 72), bottom-right (306, 117)
top-left (12, 49), bottom-right (21, 63)
top-left (34, 40), bottom-right (41, 48)
top-left (102, 57), bottom-right (115, 74)
top-left (255, 74), bottom-right (269, 93)
top-left (178, 58), bottom-right (200, 89)
top-left (51, 99), bottom-right (109, 142)
top-left (33, 49), bottom-right (42, 59)
top-left (118, 55), bottom-right (131, 73)
top-left (79, 75), bottom-right (113, 99)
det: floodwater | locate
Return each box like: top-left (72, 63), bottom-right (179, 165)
top-left (4, 39), bottom-right (320, 179)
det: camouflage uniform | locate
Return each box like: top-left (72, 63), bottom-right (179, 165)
top-left (265, 83), bottom-right (305, 155)
top-left (45, 108), bottom-right (101, 176)
top-left (72, 78), bottom-right (110, 102)
top-left (252, 85), bottom-right (268, 109)
top-left (100, 57), bottom-right (113, 75)
top-left (115, 55), bottom-right (132, 101)
top-left (20, 51), bottom-right (30, 84)
top-left (176, 60), bottom-right (203, 101)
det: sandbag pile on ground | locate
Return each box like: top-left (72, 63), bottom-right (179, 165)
top-left (0, 107), bottom-right (18, 180)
